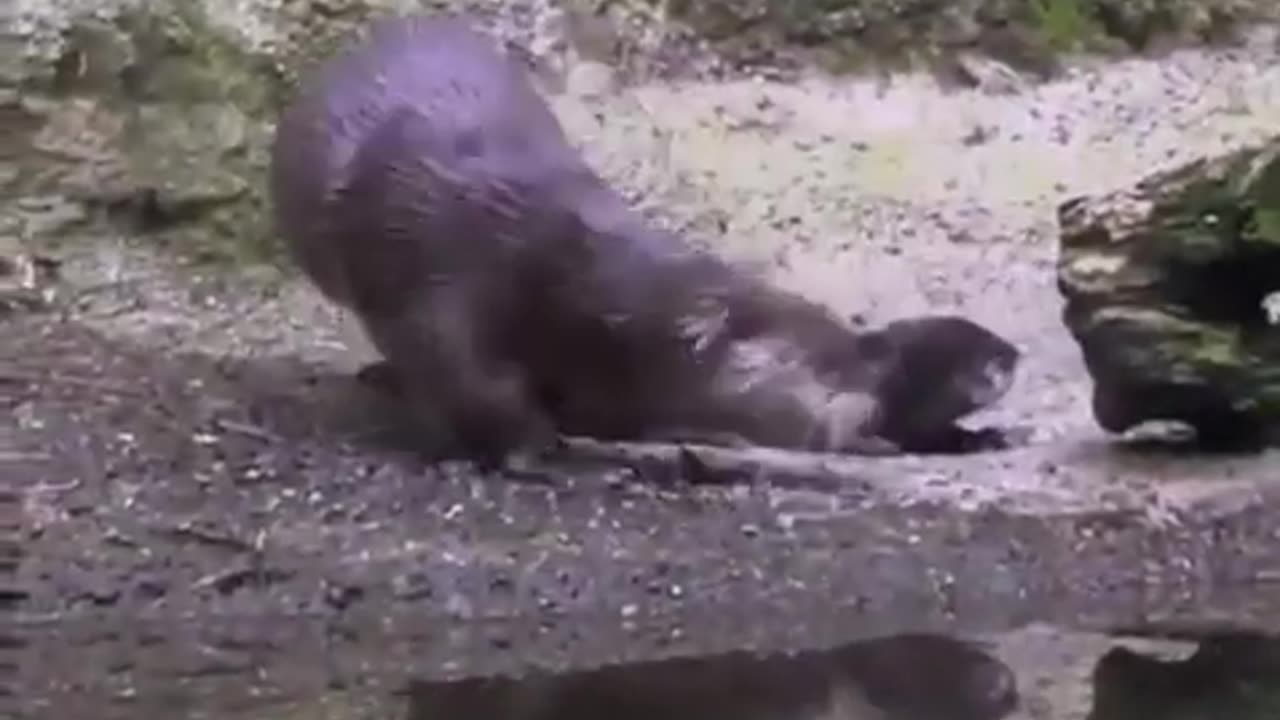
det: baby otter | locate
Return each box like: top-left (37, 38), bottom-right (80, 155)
top-left (270, 14), bottom-right (1020, 461)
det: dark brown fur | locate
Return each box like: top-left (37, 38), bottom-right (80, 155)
top-left (858, 315), bottom-right (1021, 453)
top-left (270, 14), bottom-right (1020, 461)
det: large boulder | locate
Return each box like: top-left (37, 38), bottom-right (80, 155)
top-left (1057, 137), bottom-right (1280, 449)
top-left (0, 0), bottom-right (598, 268)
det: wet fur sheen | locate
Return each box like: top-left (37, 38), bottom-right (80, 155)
top-left (270, 14), bottom-right (1020, 460)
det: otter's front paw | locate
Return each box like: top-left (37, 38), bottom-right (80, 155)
top-left (458, 402), bottom-right (563, 472)
top-left (836, 435), bottom-right (903, 457)
top-left (900, 425), bottom-right (1027, 455)
top-left (355, 360), bottom-right (402, 394)
top-left (959, 425), bottom-right (1036, 452)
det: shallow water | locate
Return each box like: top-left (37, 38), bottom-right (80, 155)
top-left (15, 586), bottom-right (1280, 719)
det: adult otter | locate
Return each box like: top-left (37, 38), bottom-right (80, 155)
top-left (270, 14), bottom-right (1020, 461)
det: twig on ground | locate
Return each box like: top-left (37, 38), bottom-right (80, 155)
top-left (153, 521), bottom-right (256, 552)
top-left (553, 436), bottom-right (879, 492)
top-left (215, 419), bottom-right (275, 442)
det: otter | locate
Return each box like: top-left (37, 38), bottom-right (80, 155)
top-left (270, 14), bottom-right (1021, 461)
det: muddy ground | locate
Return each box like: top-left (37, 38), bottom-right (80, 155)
top-left (8, 20), bottom-right (1280, 720)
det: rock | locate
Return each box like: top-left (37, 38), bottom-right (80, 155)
top-left (660, 0), bottom-right (1277, 79)
top-left (2, 2), bottom-right (288, 264)
top-left (564, 58), bottom-right (617, 99)
top-left (943, 51), bottom-right (1029, 95)
top-left (1056, 137), bottom-right (1280, 449)
top-left (0, 1), bottom-right (630, 262)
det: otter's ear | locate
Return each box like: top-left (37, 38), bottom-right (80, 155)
top-left (847, 312), bottom-right (870, 328)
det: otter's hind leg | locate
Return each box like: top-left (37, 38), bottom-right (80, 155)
top-left (360, 293), bottom-right (557, 463)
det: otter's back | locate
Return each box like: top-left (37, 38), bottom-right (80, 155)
top-left (270, 15), bottom-right (574, 304)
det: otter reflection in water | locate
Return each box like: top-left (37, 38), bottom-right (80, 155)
top-left (405, 633), bottom-right (1018, 720)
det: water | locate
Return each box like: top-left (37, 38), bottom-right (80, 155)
top-left (11, 478), bottom-right (1280, 719)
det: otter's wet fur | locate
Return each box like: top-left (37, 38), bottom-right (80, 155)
top-left (857, 316), bottom-right (1020, 454)
top-left (270, 14), bottom-right (1020, 460)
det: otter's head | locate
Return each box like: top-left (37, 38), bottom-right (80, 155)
top-left (863, 315), bottom-right (1021, 436)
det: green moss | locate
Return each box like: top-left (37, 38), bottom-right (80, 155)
top-left (13, 3), bottom-right (294, 269)
top-left (1240, 148), bottom-right (1280, 249)
top-left (1247, 209), bottom-right (1280, 246)
top-left (112, 1), bottom-right (287, 118)
top-left (1029, 0), bottom-right (1102, 51)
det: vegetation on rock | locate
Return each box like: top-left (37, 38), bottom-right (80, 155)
top-left (1057, 137), bottom-right (1280, 448)
top-left (656, 0), bottom-right (1277, 78)
top-left (4, 1), bottom-right (290, 267)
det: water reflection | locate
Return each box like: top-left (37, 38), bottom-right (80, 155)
top-left (1090, 632), bottom-right (1280, 720)
top-left (15, 618), bottom-right (1280, 717)
top-left (405, 633), bottom-right (1018, 720)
